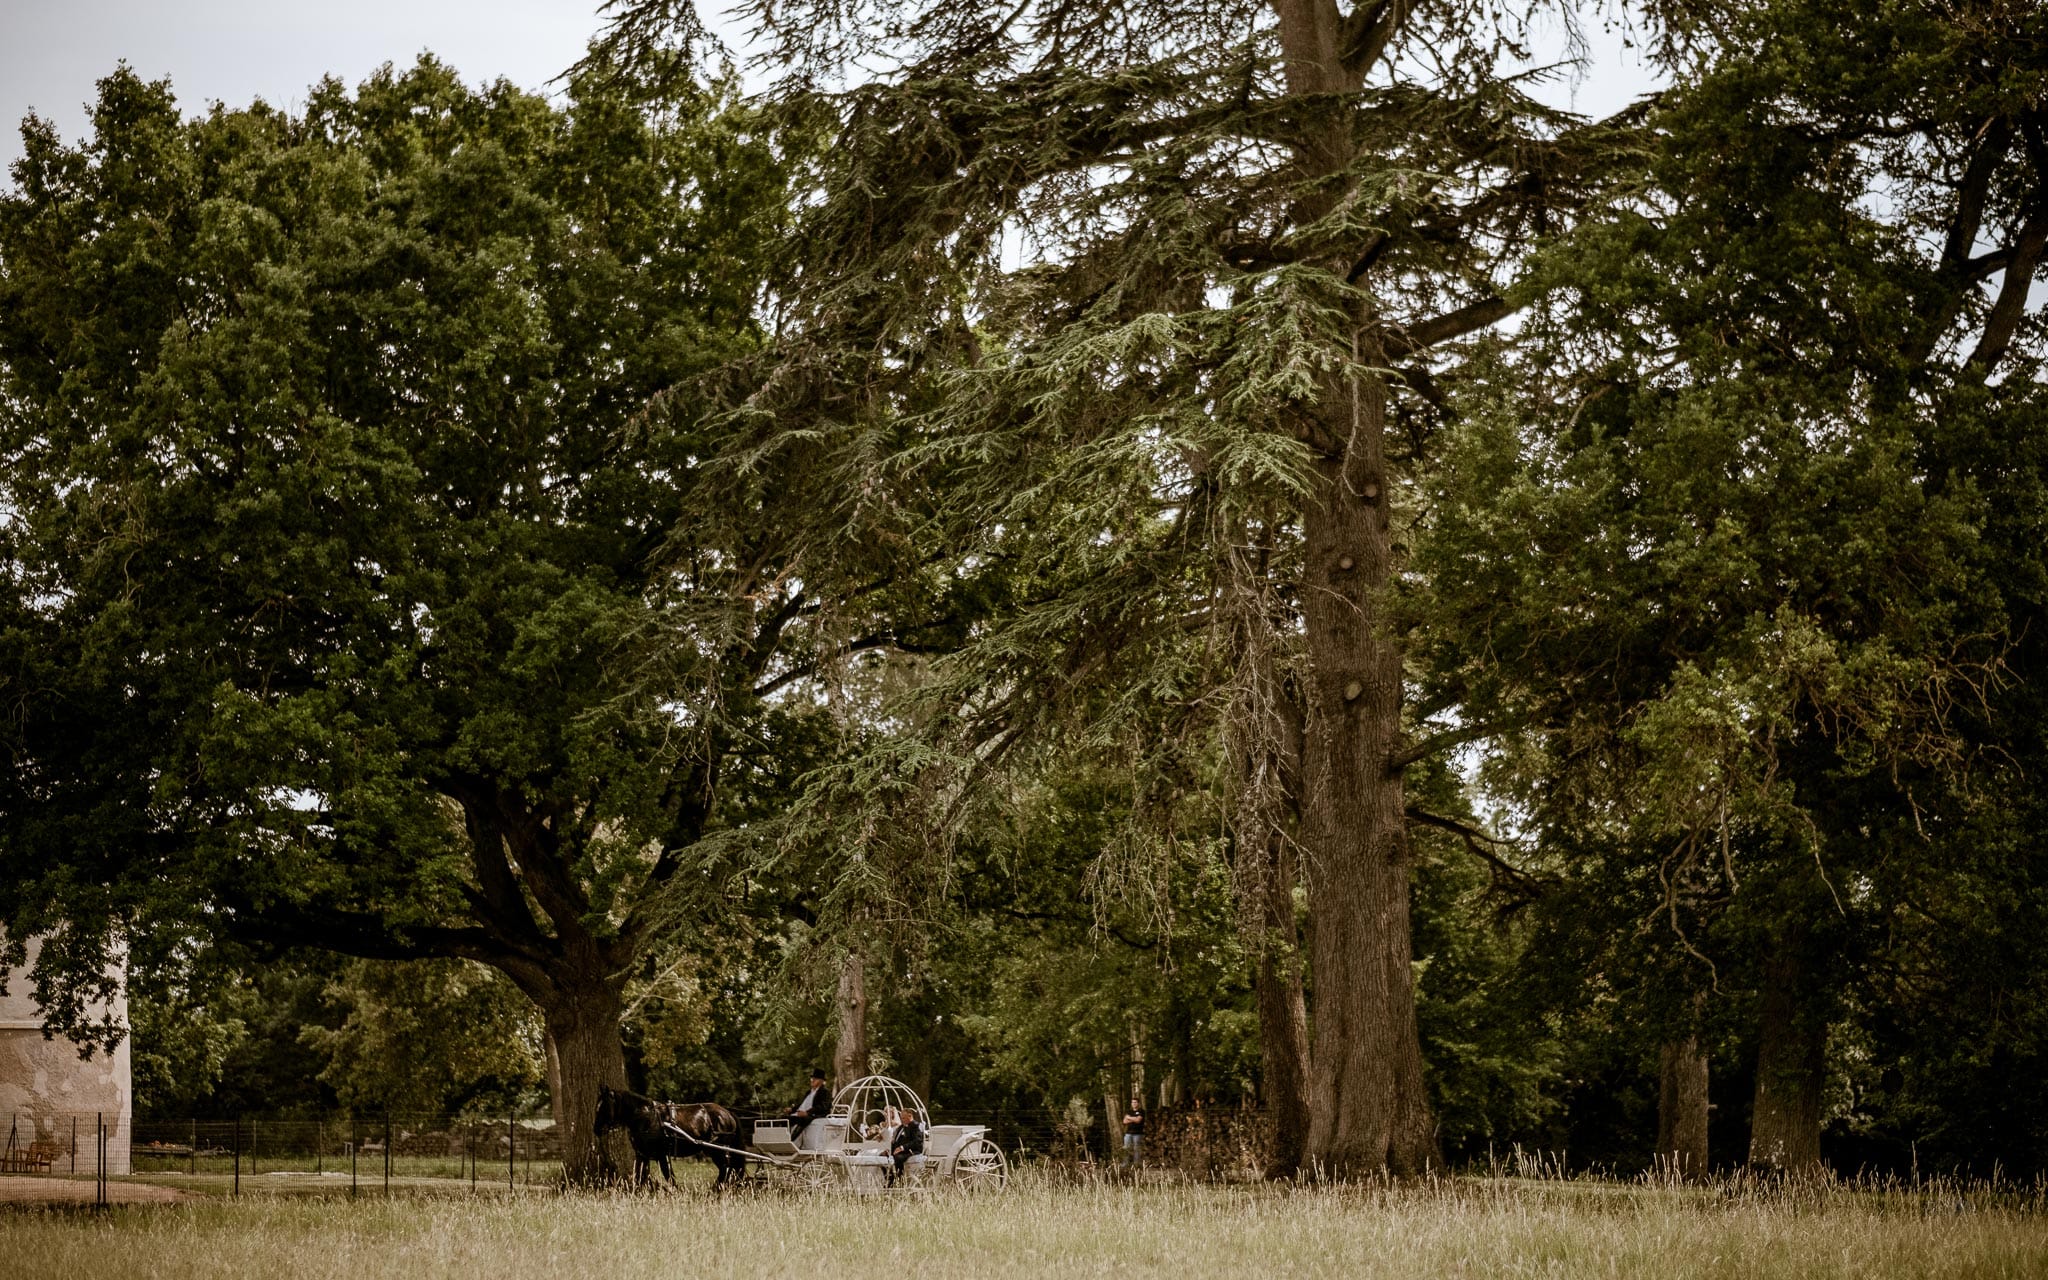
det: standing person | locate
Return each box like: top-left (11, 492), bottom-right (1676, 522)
top-left (789, 1069), bottom-right (831, 1140)
top-left (1122, 1100), bottom-right (1145, 1168)
top-left (887, 1105), bottom-right (925, 1186)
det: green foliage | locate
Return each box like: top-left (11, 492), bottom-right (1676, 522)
top-left (1413, 0), bottom-right (2048, 1171)
top-left (0, 53), bottom-right (809, 1117)
top-left (128, 988), bottom-right (250, 1116)
top-left (7, 0), bottom-right (2046, 1181)
top-left (300, 958), bottom-right (544, 1115)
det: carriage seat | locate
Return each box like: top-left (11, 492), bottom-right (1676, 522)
top-left (751, 1119), bottom-right (798, 1156)
top-left (751, 1114), bottom-right (848, 1154)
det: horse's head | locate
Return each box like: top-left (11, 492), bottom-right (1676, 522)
top-left (594, 1083), bottom-right (625, 1134)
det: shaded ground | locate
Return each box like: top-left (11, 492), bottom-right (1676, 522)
top-left (0, 1175), bottom-right (186, 1205)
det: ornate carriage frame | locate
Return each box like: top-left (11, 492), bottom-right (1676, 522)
top-left (740, 1075), bottom-right (1009, 1192)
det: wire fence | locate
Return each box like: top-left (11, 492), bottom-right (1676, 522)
top-left (3, 1102), bottom-right (1275, 1195)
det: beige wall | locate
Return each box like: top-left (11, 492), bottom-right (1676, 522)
top-left (0, 934), bottom-right (132, 1174)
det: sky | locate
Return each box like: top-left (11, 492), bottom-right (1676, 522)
top-left (3, 1), bottom-right (1666, 178)
top-left (1, 0), bottom-right (614, 174)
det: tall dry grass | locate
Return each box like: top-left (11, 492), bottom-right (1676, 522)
top-left (4, 1171), bottom-right (2044, 1278)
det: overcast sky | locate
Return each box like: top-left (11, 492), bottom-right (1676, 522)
top-left (1, 0), bottom-right (614, 175)
top-left (3, 1), bottom-right (1663, 179)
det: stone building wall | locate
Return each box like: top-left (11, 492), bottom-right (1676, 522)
top-left (0, 934), bottom-right (132, 1174)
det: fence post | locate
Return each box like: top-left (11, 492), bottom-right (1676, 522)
top-left (71, 1115), bottom-right (76, 1174)
top-left (316, 1116), bottom-right (323, 1175)
top-left (508, 1114), bottom-right (515, 1191)
top-left (470, 1120), bottom-right (477, 1192)
top-left (251, 1116), bottom-right (257, 1176)
top-left (383, 1112), bottom-right (391, 1196)
top-left (96, 1113), bottom-right (105, 1207)
top-left (350, 1114), bottom-right (357, 1199)
top-left (190, 1118), bottom-right (196, 1176)
top-left (232, 1113), bottom-right (240, 1197)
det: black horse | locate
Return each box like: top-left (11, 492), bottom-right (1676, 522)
top-left (594, 1084), bottom-right (747, 1189)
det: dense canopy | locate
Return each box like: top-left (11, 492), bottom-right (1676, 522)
top-left (3, 0), bottom-right (2046, 1180)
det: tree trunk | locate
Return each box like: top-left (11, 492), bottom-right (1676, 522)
top-left (1255, 931), bottom-right (1314, 1178)
top-left (1655, 1034), bottom-right (1710, 1178)
top-left (1129, 1021), bottom-right (1147, 1105)
top-left (1297, 360), bottom-right (1439, 1178)
top-left (542, 980), bottom-right (633, 1185)
top-left (544, 1030), bottom-right (564, 1116)
top-left (1225, 567), bottom-right (1314, 1180)
top-left (1265, 0), bottom-right (1436, 1181)
top-left (1750, 937), bottom-right (1826, 1173)
top-left (833, 948), bottom-right (868, 1085)
top-left (1248, 766), bottom-right (1312, 1179)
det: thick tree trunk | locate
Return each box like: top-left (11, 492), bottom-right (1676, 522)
top-left (1750, 938), bottom-right (1826, 1173)
top-left (1266, 0), bottom-right (1436, 1181)
top-left (1297, 362), bottom-right (1439, 1178)
top-left (1655, 1034), bottom-right (1710, 1178)
top-left (543, 980), bottom-right (633, 1185)
top-left (834, 949), bottom-right (868, 1085)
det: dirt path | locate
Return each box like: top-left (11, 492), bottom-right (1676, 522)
top-left (0, 1175), bottom-right (186, 1205)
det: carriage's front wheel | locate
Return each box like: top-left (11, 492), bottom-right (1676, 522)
top-left (950, 1138), bottom-right (1008, 1192)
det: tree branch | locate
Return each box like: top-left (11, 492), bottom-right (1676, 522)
top-left (1338, 0), bottom-right (1409, 81)
top-left (750, 634), bottom-right (906, 699)
top-left (229, 895), bottom-right (549, 990)
top-left (492, 790), bottom-right (596, 939)
top-left (1388, 719), bottom-right (1500, 772)
top-left (1940, 117), bottom-right (2012, 279)
top-left (1965, 195), bottom-right (2048, 374)
top-left (444, 776), bottom-right (550, 950)
top-left (1399, 295), bottom-right (1516, 352)
top-left (1404, 807), bottom-right (1551, 899)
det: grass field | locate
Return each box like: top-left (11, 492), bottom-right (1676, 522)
top-left (4, 1171), bottom-right (2045, 1279)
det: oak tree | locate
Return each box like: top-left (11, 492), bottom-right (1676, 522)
top-left (0, 56), bottom-right (834, 1179)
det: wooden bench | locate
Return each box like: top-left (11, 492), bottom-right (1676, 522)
top-left (0, 1139), bottom-right (63, 1173)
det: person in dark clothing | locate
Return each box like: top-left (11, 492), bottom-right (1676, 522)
top-left (887, 1105), bottom-right (925, 1186)
top-left (1122, 1100), bottom-right (1145, 1166)
top-left (788, 1070), bottom-right (830, 1139)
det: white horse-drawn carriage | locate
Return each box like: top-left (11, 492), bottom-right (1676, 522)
top-left (744, 1075), bottom-right (1009, 1191)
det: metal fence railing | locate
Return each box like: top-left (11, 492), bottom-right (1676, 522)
top-left (3, 1103), bottom-right (1274, 1195)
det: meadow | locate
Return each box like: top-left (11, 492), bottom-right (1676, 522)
top-left (4, 1172), bottom-right (2045, 1279)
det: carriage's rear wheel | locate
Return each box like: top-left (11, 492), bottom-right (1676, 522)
top-left (950, 1138), bottom-right (1008, 1192)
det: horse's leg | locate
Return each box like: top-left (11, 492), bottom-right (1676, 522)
top-left (631, 1134), bottom-right (659, 1191)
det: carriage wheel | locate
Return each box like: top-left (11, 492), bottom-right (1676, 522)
top-left (949, 1138), bottom-right (1008, 1192)
top-left (795, 1158), bottom-right (838, 1191)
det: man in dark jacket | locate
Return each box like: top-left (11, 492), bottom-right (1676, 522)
top-left (788, 1070), bottom-right (830, 1139)
top-left (887, 1106), bottom-right (925, 1186)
